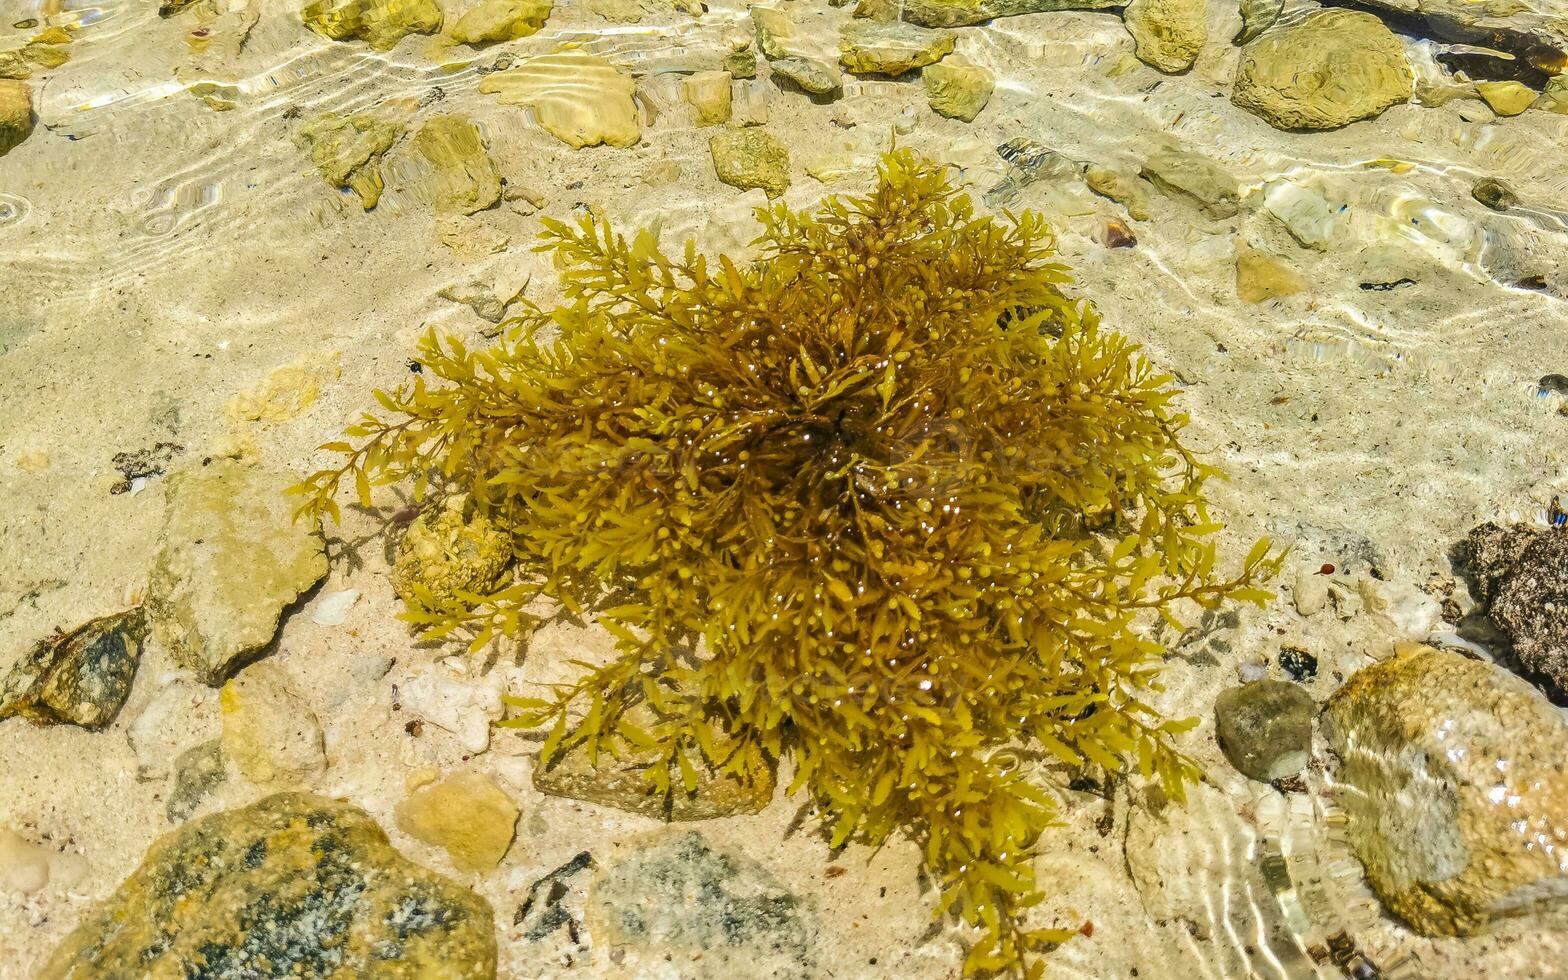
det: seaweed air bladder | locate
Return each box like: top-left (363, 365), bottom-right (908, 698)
top-left (294, 149), bottom-right (1280, 977)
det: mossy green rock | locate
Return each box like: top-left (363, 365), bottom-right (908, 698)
top-left (296, 110), bottom-right (403, 209)
top-left (413, 114), bottom-right (502, 215)
top-left (0, 79), bottom-right (33, 156)
top-left (838, 20), bottom-right (954, 76)
top-left (901, 0), bottom-right (1116, 27)
top-left (39, 793), bottom-right (498, 979)
top-left (451, 0), bottom-right (551, 44)
top-left (1323, 646), bottom-right (1568, 935)
top-left (1213, 679), bottom-right (1313, 781)
top-left (0, 608), bottom-right (145, 729)
top-left (301, 0), bottom-right (444, 51)
top-left (1232, 9), bottom-right (1412, 130)
top-left (924, 59), bottom-right (993, 121)
top-left (390, 494), bottom-right (513, 606)
top-left (146, 461), bottom-right (328, 685)
top-left (710, 128), bottom-right (790, 198)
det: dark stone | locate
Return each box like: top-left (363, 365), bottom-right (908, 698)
top-left (0, 608), bottom-right (145, 728)
top-left (166, 740), bottom-right (228, 823)
top-left (40, 793), bottom-right (497, 979)
top-left (1214, 680), bottom-right (1314, 782)
top-left (109, 441), bottom-right (183, 494)
top-left (1278, 646), bottom-right (1318, 682)
top-left (514, 851), bottom-right (594, 945)
top-left (1461, 522), bottom-right (1568, 700)
top-left (1471, 178), bottom-right (1517, 211)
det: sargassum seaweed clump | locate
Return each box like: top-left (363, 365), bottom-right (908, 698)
top-left (296, 150), bottom-right (1278, 977)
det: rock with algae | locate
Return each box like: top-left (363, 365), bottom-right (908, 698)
top-left (413, 114), bottom-right (502, 215)
top-left (1233, 9), bottom-right (1413, 130)
top-left (146, 460), bottom-right (328, 685)
top-left (709, 128), bottom-right (791, 198)
top-left (924, 58), bottom-right (994, 121)
top-left (753, 4), bottom-right (843, 94)
top-left (390, 493), bottom-right (514, 607)
top-left (451, 0), bottom-right (551, 45)
top-left (479, 51), bottom-right (641, 148)
top-left (300, 0), bottom-right (444, 51)
top-left (0, 608), bottom-right (145, 729)
top-left (295, 110), bottom-right (404, 209)
top-left (901, 0), bottom-right (1117, 27)
top-left (838, 20), bottom-right (955, 76)
top-left (295, 150), bottom-right (1280, 977)
top-left (1123, 0), bottom-right (1206, 74)
top-left (1323, 645), bottom-right (1568, 935)
top-left (395, 770), bottom-right (519, 872)
top-left (39, 793), bottom-right (498, 979)
top-left (0, 28), bottom-right (71, 80)
top-left (0, 79), bottom-right (33, 157)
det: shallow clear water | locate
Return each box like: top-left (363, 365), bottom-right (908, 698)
top-left (3, 1), bottom-right (1568, 978)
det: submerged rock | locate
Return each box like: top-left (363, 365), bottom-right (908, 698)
top-left (838, 20), bottom-right (955, 76)
top-left (391, 494), bottom-right (514, 607)
top-left (1140, 147), bottom-right (1238, 218)
top-left (398, 664), bottom-right (507, 753)
top-left (146, 460), bottom-right (328, 684)
top-left (295, 110), bottom-right (403, 209)
top-left (1329, 0), bottom-right (1568, 67)
top-left (40, 793), bottom-right (498, 978)
top-left (479, 52), bottom-right (641, 148)
top-left (0, 29), bottom-right (71, 81)
top-left (1084, 165), bottom-right (1151, 220)
top-left (1232, 10), bottom-right (1412, 130)
top-left (1122, 0), bottom-right (1206, 74)
top-left (413, 114), bottom-right (502, 215)
top-left (923, 58), bottom-right (994, 121)
top-left (1262, 180), bottom-right (1335, 249)
top-left (1476, 79), bottom-right (1537, 116)
top-left (1233, 0), bottom-right (1281, 44)
top-left (534, 708), bottom-right (775, 820)
top-left (1214, 679), bottom-right (1313, 782)
top-left (451, 0), bottom-right (551, 45)
top-left (0, 608), bottom-right (145, 728)
top-left (1322, 645), bottom-right (1568, 935)
top-left (395, 770), bottom-right (519, 872)
top-left (710, 128), bottom-right (791, 198)
top-left (127, 674), bottom-right (219, 781)
top-left (1537, 74), bottom-right (1568, 113)
top-left (166, 739), bottom-right (228, 823)
top-left (1235, 246), bottom-right (1306, 302)
top-left (753, 4), bottom-right (843, 94)
top-left (0, 79), bottom-right (33, 157)
top-left (0, 828), bottom-right (53, 895)
top-left (1463, 522), bottom-right (1568, 699)
top-left (1472, 177), bottom-right (1517, 211)
top-left (587, 830), bottom-right (814, 979)
top-left (300, 0), bottom-right (444, 52)
top-left (683, 70), bottom-right (733, 126)
top-left (901, 0), bottom-right (1117, 28)
top-left (220, 660), bottom-right (327, 790)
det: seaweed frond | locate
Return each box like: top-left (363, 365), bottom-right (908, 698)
top-left (294, 149), bottom-right (1280, 977)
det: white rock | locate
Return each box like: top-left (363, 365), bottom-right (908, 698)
top-left (1363, 578), bottom-right (1443, 639)
top-left (399, 664), bottom-right (507, 754)
top-left (49, 851), bottom-right (89, 891)
top-left (311, 589), bottom-right (361, 626)
top-left (1263, 180), bottom-right (1335, 249)
top-left (0, 829), bottom-right (51, 895)
top-left (1293, 568), bottom-right (1329, 616)
top-left (126, 672), bottom-right (219, 781)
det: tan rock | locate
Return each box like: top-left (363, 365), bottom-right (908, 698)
top-left (294, 110), bottom-right (403, 209)
top-left (1123, 0), bottom-right (1206, 74)
top-left (451, 0), bottom-right (552, 45)
top-left (220, 661), bottom-right (326, 790)
top-left (923, 58), bottom-right (994, 122)
top-left (838, 20), bottom-right (955, 76)
top-left (1084, 165), bottom-right (1151, 220)
top-left (753, 4), bottom-right (842, 94)
top-left (0, 79), bottom-right (33, 157)
top-left (390, 494), bottom-right (513, 607)
top-left (1235, 246), bottom-right (1305, 303)
top-left (1323, 645), bottom-right (1568, 935)
top-left (1233, 10), bottom-right (1412, 130)
top-left (413, 114), bottom-right (502, 215)
top-left (1476, 80), bottom-right (1537, 116)
top-left (479, 52), bottom-right (641, 148)
top-left (710, 128), bottom-right (790, 198)
top-left (395, 770), bottom-right (519, 872)
top-left (1537, 74), bottom-right (1568, 114)
top-left (683, 70), bottom-right (732, 127)
top-left (300, 0), bottom-right (443, 51)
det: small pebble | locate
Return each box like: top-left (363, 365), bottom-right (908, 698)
top-left (1471, 178), bottom-right (1517, 212)
top-left (1279, 646), bottom-right (1318, 681)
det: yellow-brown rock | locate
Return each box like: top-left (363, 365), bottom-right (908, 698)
top-left (394, 770), bottom-right (519, 872)
top-left (390, 494), bottom-right (514, 606)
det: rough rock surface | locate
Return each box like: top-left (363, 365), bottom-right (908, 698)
top-left (587, 830), bottom-right (815, 979)
top-left (683, 70), bottom-right (733, 126)
top-left (534, 710), bottom-right (776, 820)
top-left (1213, 679), bottom-right (1313, 781)
top-left (0, 608), bottom-right (144, 728)
top-left (1322, 645), bottom-right (1568, 935)
top-left (395, 770), bottom-right (519, 872)
top-left (40, 793), bottom-right (498, 978)
top-left (390, 494), bottom-right (513, 606)
top-left (754, 5), bottom-right (843, 94)
top-left (146, 460), bottom-right (328, 684)
top-left (295, 110), bottom-right (403, 210)
top-left (0, 79), bottom-right (32, 157)
top-left (710, 128), bottom-right (791, 198)
top-left (1233, 0), bottom-right (1281, 44)
top-left (1235, 246), bottom-right (1305, 303)
top-left (838, 20), bottom-right (955, 76)
top-left (300, 0), bottom-right (443, 51)
top-left (1123, 0), bottom-right (1206, 74)
top-left (412, 115), bottom-right (502, 215)
top-left (166, 739), bottom-right (228, 823)
top-left (901, 0), bottom-right (1117, 27)
top-left (1140, 147), bottom-right (1238, 217)
top-left (220, 660), bottom-right (327, 790)
top-left (451, 0), bottom-right (552, 45)
top-left (1333, 0), bottom-right (1568, 64)
top-left (923, 58), bottom-right (993, 121)
top-left (1232, 10), bottom-right (1413, 131)
top-left (1464, 522), bottom-right (1568, 699)
top-left (1084, 165), bottom-right (1151, 220)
